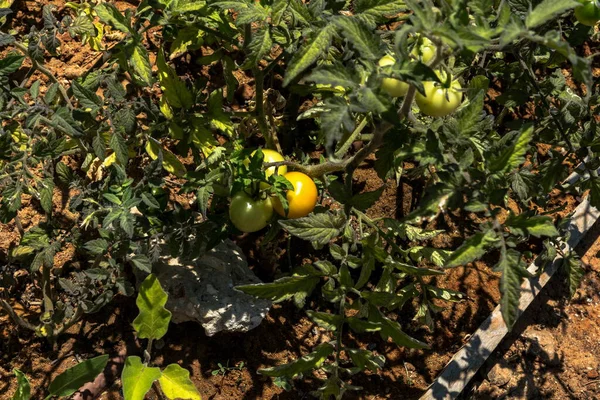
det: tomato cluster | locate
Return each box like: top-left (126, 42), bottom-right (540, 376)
top-left (229, 150), bottom-right (318, 233)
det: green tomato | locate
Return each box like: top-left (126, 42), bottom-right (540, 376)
top-left (415, 73), bottom-right (463, 117)
top-left (378, 55), bottom-right (409, 97)
top-left (575, 1), bottom-right (600, 26)
top-left (229, 191), bottom-right (273, 233)
top-left (411, 37), bottom-right (436, 64)
top-left (151, 187), bottom-right (169, 210)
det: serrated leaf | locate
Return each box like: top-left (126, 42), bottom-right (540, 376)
top-left (306, 311), bottom-right (342, 331)
top-left (347, 348), bottom-right (385, 372)
top-left (354, 0), bottom-right (406, 22)
top-left (130, 254), bottom-right (152, 273)
top-left (12, 369), bottom-right (30, 400)
top-left (489, 125), bottom-right (533, 173)
top-left (84, 239), bottom-right (109, 255)
top-left (48, 355), bottom-right (109, 398)
top-left (39, 179), bottom-right (54, 215)
top-left (157, 50), bottom-right (192, 109)
top-left (283, 24), bottom-right (335, 87)
top-left (494, 248), bottom-right (529, 328)
top-left (109, 131), bottom-right (128, 166)
top-left (563, 254), bottom-right (584, 298)
top-left (129, 41), bottom-right (153, 86)
top-left (333, 16), bottom-right (382, 60)
top-left (370, 306), bottom-right (429, 349)
top-left (95, 3), bottom-right (131, 33)
top-left (169, 27), bottom-right (204, 59)
top-left (246, 28), bottom-right (272, 66)
top-left (237, 274), bottom-right (320, 307)
top-left (72, 81), bottom-right (102, 112)
top-left (321, 96), bottom-right (354, 154)
top-left (259, 343), bottom-right (334, 377)
top-left (445, 230), bottom-right (497, 268)
top-left (306, 63), bottom-right (357, 89)
top-left (121, 356), bottom-right (162, 400)
top-left (132, 274), bottom-right (172, 340)
top-left (525, 0), bottom-right (578, 29)
top-left (236, 4), bottom-right (268, 25)
top-left (0, 33), bottom-right (15, 47)
top-left (158, 364), bottom-right (201, 400)
top-left (278, 212), bottom-right (346, 246)
top-left (506, 214), bottom-right (559, 238)
top-left (145, 139), bottom-right (186, 177)
top-left (0, 54), bottom-right (24, 75)
top-left (141, 192), bottom-right (160, 209)
top-left (168, 0), bottom-right (207, 13)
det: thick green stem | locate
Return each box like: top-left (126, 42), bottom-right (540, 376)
top-left (335, 116), bottom-right (369, 159)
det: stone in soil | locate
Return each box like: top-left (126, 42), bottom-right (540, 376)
top-left (152, 239), bottom-right (272, 336)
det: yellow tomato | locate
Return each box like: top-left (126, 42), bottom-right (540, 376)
top-left (251, 149), bottom-right (287, 177)
top-left (273, 172), bottom-right (318, 219)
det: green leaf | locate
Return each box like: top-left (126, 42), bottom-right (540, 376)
top-left (283, 24), bottom-right (335, 86)
top-left (354, 0), bottom-right (406, 22)
top-left (489, 125), bottom-right (533, 173)
top-left (145, 139), bottom-right (187, 177)
top-left (306, 311), bottom-right (343, 331)
top-left (388, 260), bottom-right (444, 276)
top-left (279, 212), bottom-right (346, 247)
top-left (109, 131), bottom-right (129, 166)
top-left (245, 28), bottom-right (272, 67)
top-left (237, 274), bottom-right (320, 307)
top-left (72, 81), bottom-right (102, 112)
top-left (347, 348), bottom-right (385, 372)
top-left (130, 254), bottom-right (152, 273)
top-left (84, 238), bottom-right (109, 255)
top-left (141, 192), bottom-right (160, 209)
top-left (494, 248), bottom-right (529, 329)
top-left (259, 343), bottom-right (335, 377)
top-left (158, 364), bottom-right (201, 400)
top-left (157, 50), bottom-right (192, 109)
top-left (506, 214), bottom-right (559, 238)
top-left (445, 230), bottom-right (497, 268)
top-left (333, 16), bottom-right (382, 60)
top-left (95, 3), bottom-right (131, 32)
top-left (369, 306), bottom-right (429, 349)
top-left (563, 253), bottom-right (584, 298)
top-left (350, 186), bottom-right (385, 211)
top-left (346, 317), bottom-right (382, 333)
top-left (132, 274), bottom-right (172, 340)
top-left (0, 54), bottom-right (24, 75)
top-left (306, 63), bottom-right (358, 90)
top-left (103, 192), bottom-right (122, 205)
top-left (236, 4), bottom-right (269, 25)
top-left (48, 355), bottom-right (109, 398)
top-left (525, 0), bottom-right (579, 29)
top-left (167, 0), bottom-right (207, 13)
top-left (129, 41), bottom-right (153, 86)
top-left (12, 369), bottom-right (31, 400)
top-left (39, 179), bottom-right (54, 215)
top-left (121, 356), bottom-right (162, 400)
top-left (169, 27), bottom-right (204, 59)
top-left (320, 96), bottom-right (355, 153)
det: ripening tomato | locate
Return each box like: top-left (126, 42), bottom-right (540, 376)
top-left (273, 172), bottom-right (318, 219)
top-left (411, 37), bottom-right (436, 64)
top-left (229, 191), bottom-right (274, 232)
top-left (574, 1), bottom-right (600, 26)
top-left (251, 149), bottom-right (287, 177)
top-left (378, 55), bottom-right (410, 97)
top-left (415, 72), bottom-right (463, 117)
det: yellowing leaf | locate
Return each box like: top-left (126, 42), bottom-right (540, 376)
top-left (157, 50), bottom-right (193, 109)
top-left (87, 22), bottom-right (104, 51)
top-left (191, 123), bottom-right (217, 157)
top-left (145, 139), bottom-right (186, 177)
top-left (158, 364), bottom-right (201, 400)
top-left (160, 96), bottom-right (174, 119)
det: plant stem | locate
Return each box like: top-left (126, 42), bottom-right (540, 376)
top-left (0, 298), bottom-right (37, 331)
top-left (334, 116), bottom-right (369, 159)
top-left (14, 43), bottom-right (73, 109)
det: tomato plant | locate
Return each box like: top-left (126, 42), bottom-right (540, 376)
top-left (229, 191), bottom-right (274, 233)
top-left (272, 172), bottom-right (318, 219)
top-left (0, 0), bottom-right (599, 398)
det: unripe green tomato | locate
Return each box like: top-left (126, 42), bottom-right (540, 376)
top-left (151, 187), bottom-right (169, 210)
top-left (415, 72), bottom-right (463, 117)
top-left (574, 1), bottom-right (600, 26)
top-left (378, 55), bottom-right (409, 97)
top-left (411, 37), bottom-right (436, 64)
top-left (229, 191), bottom-right (273, 233)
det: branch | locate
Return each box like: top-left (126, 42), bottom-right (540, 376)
top-left (0, 298), bottom-right (37, 331)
